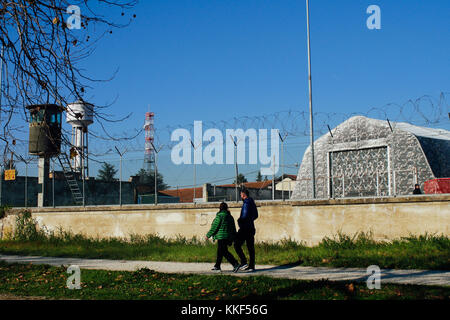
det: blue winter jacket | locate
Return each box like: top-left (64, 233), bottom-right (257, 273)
top-left (238, 197), bottom-right (258, 231)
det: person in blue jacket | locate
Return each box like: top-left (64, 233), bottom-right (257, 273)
top-left (234, 188), bottom-right (258, 272)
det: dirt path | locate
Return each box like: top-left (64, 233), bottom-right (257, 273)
top-left (1, 254), bottom-right (449, 287)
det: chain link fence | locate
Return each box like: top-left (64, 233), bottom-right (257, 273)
top-left (1, 157), bottom-right (424, 207)
top-left (295, 167), bottom-right (420, 200)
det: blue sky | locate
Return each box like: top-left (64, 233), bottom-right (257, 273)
top-left (14, 1), bottom-right (450, 188)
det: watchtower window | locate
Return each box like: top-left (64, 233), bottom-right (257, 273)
top-left (31, 110), bottom-right (45, 123)
top-left (47, 112), bottom-right (62, 125)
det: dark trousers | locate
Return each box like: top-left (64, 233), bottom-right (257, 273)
top-left (234, 228), bottom-right (255, 268)
top-left (215, 239), bottom-right (238, 268)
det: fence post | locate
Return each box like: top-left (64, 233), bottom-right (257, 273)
top-left (119, 154), bottom-right (122, 206)
top-left (329, 176), bottom-right (332, 199)
top-left (52, 159), bottom-right (55, 208)
top-left (193, 162), bottom-right (196, 203)
top-left (115, 152), bottom-right (122, 206)
top-left (114, 146), bottom-right (127, 207)
top-left (154, 151), bottom-right (158, 205)
top-left (0, 164), bottom-right (3, 206)
top-left (24, 161), bottom-right (27, 207)
top-left (393, 170), bottom-right (396, 197)
top-left (414, 167), bottom-right (418, 185)
top-left (376, 170), bottom-right (379, 197)
top-left (272, 155), bottom-right (275, 201)
top-left (342, 175), bottom-right (345, 198)
top-left (289, 179), bottom-right (291, 199)
top-left (387, 146), bottom-right (392, 197)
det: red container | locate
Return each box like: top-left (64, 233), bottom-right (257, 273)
top-left (424, 178), bottom-right (450, 194)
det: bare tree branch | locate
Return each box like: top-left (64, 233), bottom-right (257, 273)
top-left (0, 0), bottom-right (138, 161)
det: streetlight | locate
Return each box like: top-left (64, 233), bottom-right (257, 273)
top-left (306, 0), bottom-right (316, 198)
top-left (150, 141), bottom-right (163, 205)
top-left (114, 146), bottom-right (127, 206)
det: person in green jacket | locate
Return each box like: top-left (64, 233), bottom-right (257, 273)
top-left (206, 202), bottom-right (240, 272)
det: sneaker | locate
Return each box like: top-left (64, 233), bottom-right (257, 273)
top-left (243, 266), bottom-right (255, 272)
top-left (211, 266), bottom-right (221, 272)
top-left (232, 264), bottom-right (241, 273)
top-left (238, 263), bottom-right (248, 270)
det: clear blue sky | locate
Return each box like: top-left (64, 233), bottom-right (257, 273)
top-left (16, 1), bottom-right (450, 188)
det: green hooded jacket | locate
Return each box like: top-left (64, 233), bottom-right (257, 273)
top-left (206, 210), bottom-right (237, 241)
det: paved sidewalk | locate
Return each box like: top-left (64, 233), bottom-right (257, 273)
top-left (1, 254), bottom-right (449, 287)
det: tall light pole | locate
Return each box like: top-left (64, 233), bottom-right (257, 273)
top-left (306, 0), bottom-right (316, 199)
top-left (150, 142), bottom-right (163, 205)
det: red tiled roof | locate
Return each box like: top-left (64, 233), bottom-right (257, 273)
top-left (284, 174), bottom-right (297, 180)
top-left (160, 187), bottom-right (203, 203)
top-left (218, 180), bottom-right (273, 189)
top-left (160, 180), bottom-right (277, 202)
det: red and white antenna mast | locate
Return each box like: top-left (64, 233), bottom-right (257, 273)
top-left (144, 106), bottom-right (155, 174)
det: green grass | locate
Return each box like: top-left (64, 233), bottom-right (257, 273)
top-left (0, 230), bottom-right (449, 270)
top-left (1, 210), bottom-right (448, 270)
top-left (0, 261), bottom-right (448, 300)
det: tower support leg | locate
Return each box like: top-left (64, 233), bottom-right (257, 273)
top-left (38, 156), bottom-right (50, 207)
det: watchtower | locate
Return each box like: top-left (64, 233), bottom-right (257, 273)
top-left (27, 104), bottom-right (63, 207)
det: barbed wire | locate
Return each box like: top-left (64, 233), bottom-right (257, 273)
top-left (84, 92), bottom-right (449, 157)
top-left (3, 92), bottom-right (449, 186)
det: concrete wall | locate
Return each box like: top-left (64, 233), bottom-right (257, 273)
top-left (1, 195), bottom-right (449, 245)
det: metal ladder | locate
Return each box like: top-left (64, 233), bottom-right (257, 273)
top-left (57, 153), bottom-right (84, 206)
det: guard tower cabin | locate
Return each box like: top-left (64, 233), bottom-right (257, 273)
top-left (27, 104), bottom-right (63, 207)
top-left (27, 104), bottom-right (63, 157)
